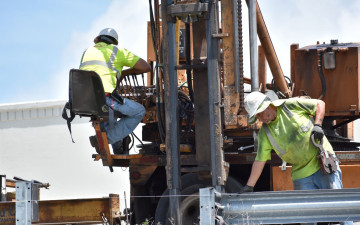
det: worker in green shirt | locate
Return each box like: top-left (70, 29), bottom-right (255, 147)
top-left (241, 91), bottom-right (353, 224)
top-left (241, 91), bottom-right (348, 196)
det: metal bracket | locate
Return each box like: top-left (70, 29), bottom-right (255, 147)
top-left (323, 51), bottom-right (336, 69)
top-left (101, 212), bottom-right (109, 225)
top-left (167, 3), bottom-right (208, 19)
top-left (212, 33), bottom-right (229, 38)
top-left (281, 160), bottom-right (287, 171)
top-left (0, 175), bottom-right (6, 202)
top-left (15, 180), bottom-right (41, 225)
top-left (199, 188), bottom-right (216, 225)
top-left (238, 144), bottom-right (254, 151)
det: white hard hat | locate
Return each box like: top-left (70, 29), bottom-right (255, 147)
top-left (94, 28), bottom-right (118, 45)
top-left (244, 91), bottom-right (271, 124)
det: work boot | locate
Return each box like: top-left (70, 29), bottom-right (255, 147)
top-left (89, 135), bottom-right (100, 154)
top-left (122, 135), bottom-right (131, 152)
top-left (112, 139), bottom-right (124, 155)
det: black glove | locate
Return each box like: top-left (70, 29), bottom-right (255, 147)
top-left (238, 185), bottom-right (254, 194)
top-left (311, 124), bottom-right (324, 141)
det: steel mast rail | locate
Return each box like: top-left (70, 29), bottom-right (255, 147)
top-left (200, 187), bottom-right (360, 224)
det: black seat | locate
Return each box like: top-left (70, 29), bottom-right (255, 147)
top-left (69, 69), bottom-right (108, 118)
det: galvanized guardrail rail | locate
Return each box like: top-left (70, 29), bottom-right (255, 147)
top-left (200, 187), bottom-right (360, 224)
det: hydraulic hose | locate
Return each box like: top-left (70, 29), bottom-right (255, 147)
top-left (317, 50), bottom-right (327, 100)
top-left (149, 0), bottom-right (165, 142)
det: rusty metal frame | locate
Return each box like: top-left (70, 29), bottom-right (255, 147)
top-left (92, 151), bottom-right (360, 168)
top-left (0, 194), bottom-right (120, 225)
top-left (221, 0), bottom-right (243, 129)
top-left (92, 120), bottom-right (113, 171)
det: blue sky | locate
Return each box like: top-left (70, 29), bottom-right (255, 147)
top-left (0, 0), bottom-right (149, 104)
top-left (1, 0), bottom-right (360, 104)
top-left (0, 1), bottom-right (109, 103)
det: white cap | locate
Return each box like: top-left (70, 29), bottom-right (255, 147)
top-left (244, 91), bottom-right (271, 124)
top-left (94, 28), bottom-right (118, 45)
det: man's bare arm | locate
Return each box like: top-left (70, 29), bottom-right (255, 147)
top-left (314, 100), bottom-right (325, 125)
top-left (246, 160), bottom-right (266, 187)
top-left (120, 58), bottom-right (151, 81)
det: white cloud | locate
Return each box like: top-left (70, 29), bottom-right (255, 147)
top-left (255, 0), bottom-right (360, 79)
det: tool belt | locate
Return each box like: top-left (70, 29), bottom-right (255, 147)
top-left (110, 89), bottom-right (124, 105)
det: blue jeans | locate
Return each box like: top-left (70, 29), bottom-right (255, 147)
top-left (293, 168), bottom-right (353, 225)
top-left (293, 168), bottom-right (343, 190)
top-left (104, 97), bottom-right (145, 144)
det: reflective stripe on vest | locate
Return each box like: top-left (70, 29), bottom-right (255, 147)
top-left (80, 45), bottom-right (121, 79)
top-left (301, 119), bottom-right (313, 133)
top-left (263, 125), bottom-right (287, 157)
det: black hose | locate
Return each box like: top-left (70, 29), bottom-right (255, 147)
top-left (149, 0), bottom-right (165, 143)
top-left (271, 76), bottom-right (293, 99)
top-left (317, 50), bottom-right (327, 100)
top-left (132, 132), bottom-right (145, 148)
top-left (185, 23), bottom-right (194, 102)
top-left (155, 67), bottom-right (166, 143)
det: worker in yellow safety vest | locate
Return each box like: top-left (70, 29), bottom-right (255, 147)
top-left (80, 28), bottom-right (151, 154)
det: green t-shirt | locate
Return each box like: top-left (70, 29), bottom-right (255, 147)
top-left (80, 42), bottom-right (140, 93)
top-left (255, 98), bottom-right (334, 181)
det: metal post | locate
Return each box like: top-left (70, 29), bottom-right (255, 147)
top-left (0, 175), bottom-right (6, 202)
top-left (162, 0), bottom-right (181, 224)
top-left (201, 188), bottom-right (360, 224)
top-left (16, 182), bottom-right (31, 225)
top-left (16, 181), bottom-right (40, 225)
top-left (199, 188), bottom-right (216, 225)
top-left (206, 0), bottom-right (225, 191)
top-left (248, 0), bottom-right (258, 92)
